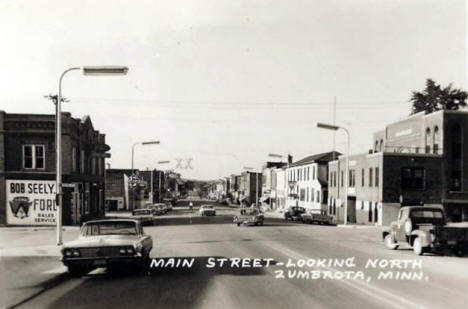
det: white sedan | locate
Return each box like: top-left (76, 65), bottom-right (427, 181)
top-left (199, 205), bottom-right (216, 216)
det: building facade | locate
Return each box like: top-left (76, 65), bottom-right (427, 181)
top-left (328, 110), bottom-right (468, 225)
top-left (286, 151), bottom-right (340, 211)
top-left (0, 111), bottom-right (109, 226)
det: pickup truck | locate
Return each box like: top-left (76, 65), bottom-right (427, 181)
top-left (233, 208), bottom-right (264, 226)
top-left (301, 209), bottom-right (333, 225)
top-left (382, 206), bottom-right (468, 256)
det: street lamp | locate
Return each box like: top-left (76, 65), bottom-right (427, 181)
top-left (243, 166), bottom-right (260, 207)
top-left (316, 122), bottom-right (350, 225)
top-left (130, 140), bottom-right (160, 209)
top-left (55, 65), bottom-right (128, 245)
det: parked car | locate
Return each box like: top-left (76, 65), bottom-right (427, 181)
top-left (233, 208), bottom-right (264, 226)
top-left (150, 203), bottom-right (166, 216)
top-left (284, 206), bottom-right (306, 221)
top-left (382, 206), bottom-right (468, 256)
top-left (131, 208), bottom-right (154, 225)
top-left (61, 219), bottom-right (153, 276)
top-left (165, 202), bottom-right (173, 211)
top-left (301, 209), bottom-right (333, 225)
top-left (199, 205), bottom-right (216, 216)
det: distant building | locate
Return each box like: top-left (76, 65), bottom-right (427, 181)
top-left (329, 110), bottom-right (468, 226)
top-left (140, 169), bottom-right (165, 204)
top-left (105, 168), bottom-right (149, 211)
top-left (239, 171), bottom-right (262, 205)
top-left (261, 162), bottom-right (288, 209)
top-left (0, 111), bottom-right (109, 225)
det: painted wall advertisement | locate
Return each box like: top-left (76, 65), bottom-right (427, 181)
top-left (6, 180), bottom-right (57, 225)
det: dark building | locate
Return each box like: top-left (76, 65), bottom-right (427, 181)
top-left (140, 169), bottom-right (165, 203)
top-left (0, 111), bottom-right (110, 226)
top-left (329, 110), bottom-right (468, 226)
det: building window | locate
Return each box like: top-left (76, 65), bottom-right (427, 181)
top-left (80, 150), bottom-right (85, 174)
top-left (451, 124), bottom-right (463, 191)
top-left (349, 169), bottom-right (355, 187)
top-left (425, 128), bottom-right (431, 154)
top-left (313, 166), bottom-right (316, 180)
top-left (375, 141), bottom-right (378, 152)
top-left (401, 167), bottom-right (425, 190)
top-left (311, 189), bottom-right (315, 202)
top-left (341, 171), bottom-right (344, 187)
top-left (316, 190), bottom-right (320, 203)
top-left (375, 167), bottom-right (379, 187)
top-left (72, 147), bottom-right (77, 172)
top-left (23, 145), bottom-right (45, 169)
top-left (433, 126), bottom-right (439, 154)
top-left (361, 168), bottom-right (365, 187)
top-left (300, 188), bottom-right (305, 201)
top-left (380, 139), bottom-right (384, 152)
top-left (369, 168), bottom-right (373, 187)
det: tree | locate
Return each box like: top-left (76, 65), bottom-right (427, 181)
top-left (410, 79), bottom-right (467, 114)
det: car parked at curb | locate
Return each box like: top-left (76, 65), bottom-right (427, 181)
top-left (131, 208), bottom-right (154, 225)
top-left (382, 206), bottom-right (468, 256)
top-left (199, 205), bottom-right (216, 216)
top-left (284, 206), bottom-right (306, 221)
top-left (61, 219), bottom-right (153, 276)
top-left (301, 209), bottom-right (333, 225)
top-left (151, 203), bottom-right (166, 216)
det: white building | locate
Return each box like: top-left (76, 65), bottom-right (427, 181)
top-left (286, 151), bottom-right (340, 211)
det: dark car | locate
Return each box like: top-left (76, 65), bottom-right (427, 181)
top-left (382, 206), bottom-right (468, 256)
top-left (284, 207), bottom-right (306, 221)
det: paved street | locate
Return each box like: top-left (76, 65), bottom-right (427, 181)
top-left (1, 204), bottom-right (468, 309)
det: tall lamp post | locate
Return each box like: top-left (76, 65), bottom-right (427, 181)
top-left (316, 122), bottom-right (350, 225)
top-left (55, 66), bottom-right (128, 246)
top-left (130, 140), bottom-right (160, 210)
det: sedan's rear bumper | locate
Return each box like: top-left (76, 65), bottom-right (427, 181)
top-left (62, 256), bottom-right (144, 268)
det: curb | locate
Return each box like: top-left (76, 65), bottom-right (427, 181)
top-left (0, 226), bottom-right (79, 232)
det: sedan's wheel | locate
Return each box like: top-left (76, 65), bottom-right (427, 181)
top-left (413, 237), bottom-right (425, 256)
top-left (237, 223), bottom-right (241, 227)
top-left (260, 221), bottom-right (264, 226)
top-left (384, 234), bottom-right (398, 250)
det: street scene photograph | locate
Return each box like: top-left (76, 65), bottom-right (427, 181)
top-left (1, 0), bottom-right (468, 308)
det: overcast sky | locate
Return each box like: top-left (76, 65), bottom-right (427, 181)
top-left (0, 0), bottom-right (466, 180)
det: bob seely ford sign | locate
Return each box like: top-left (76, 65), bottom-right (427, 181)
top-left (6, 180), bottom-right (57, 225)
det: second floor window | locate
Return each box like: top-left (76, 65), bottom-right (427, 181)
top-left (23, 145), bottom-right (45, 169)
top-left (369, 168), bottom-right (373, 187)
top-left (402, 167), bottom-right (425, 190)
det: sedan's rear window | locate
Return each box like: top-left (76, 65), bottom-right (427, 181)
top-left (411, 210), bottom-right (443, 218)
top-left (83, 222), bottom-right (138, 236)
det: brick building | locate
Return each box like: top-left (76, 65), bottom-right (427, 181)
top-left (239, 171), bottom-right (262, 205)
top-left (0, 111), bottom-right (109, 226)
top-left (328, 110), bottom-right (468, 226)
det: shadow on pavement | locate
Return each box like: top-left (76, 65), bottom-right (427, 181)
top-left (44, 256), bottom-right (275, 309)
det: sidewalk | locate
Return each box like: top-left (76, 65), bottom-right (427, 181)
top-left (0, 228), bottom-right (78, 309)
